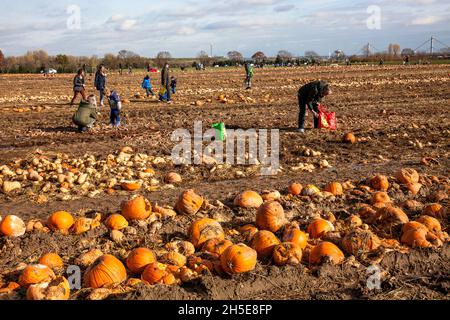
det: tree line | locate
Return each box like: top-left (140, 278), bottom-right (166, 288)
top-left (1, 45), bottom-right (448, 74)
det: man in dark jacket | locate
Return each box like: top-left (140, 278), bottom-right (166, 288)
top-left (94, 64), bottom-right (107, 107)
top-left (72, 95), bottom-right (98, 132)
top-left (297, 80), bottom-right (332, 132)
top-left (161, 62), bottom-right (172, 103)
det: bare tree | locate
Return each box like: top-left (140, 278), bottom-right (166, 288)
top-left (251, 51), bottom-right (267, 64)
top-left (227, 51), bottom-right (244, 64)
top-left (155, 51), bottom-right (172, 68)
top-left (197, 50), bottom-right (211, 66)
top-left (305, 51), bottom-right (320, 59)
top-left (388, 43), bottom-right (401, 57)
top-left (277, 50), bottom-right (293, 62)
top-left (401, 48), bottom-right (414, 56)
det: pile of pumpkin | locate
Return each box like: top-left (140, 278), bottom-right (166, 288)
top-left (0, 147), bottom-right (186, 198)
top-left (0, 167), bottom-right (448, 300)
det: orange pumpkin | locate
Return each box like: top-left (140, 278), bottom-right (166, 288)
top-left (324, 182), bottom-right (344, 196)
top-left (282, 224), bottom-right (308, 249)
top-left (342, 229), bottom-right (380, 255)
top-left (105, 214), bottom-right (129, 230)
top-left (309, 242), bottom-right (345, 265)
top-left (272, 242), bottom-right (303, 266)
top-left (174, 189), bottom-right (204, 215)
top-left (162, 251), bottom-right (187, 267)
top-left (422, 203), bottom-right (445, 218)
top-left (19, 264), bottom-right (56, 288)
top-left (26, 276), bottom-right (70, 300)
top-left (233, 190), bottom-right (263, 208)
top-left (405, 182), bottom-right (422, 195)
top-left (84, 255), bottom-right (127, 288)
top-left (164, 172), bottom-right (182, 184)
top-left (121, 180), bottom-right (142, 191)
top-left (255, 201), bottom-right (286, 233)
top-left (239, 224), bottom-right (259, 242)
top-left (401, 228), bottom-right (441, 248)
top-left (288, 183), bottom-right (303, 196)
top-left (250, 230), bottom-right (280, 258)
top-left (220, 244), bottom-right (257, 274)
top-left (372, 192), bottom-right (391, 205)
top-left (189, 218), bottom-right (225, 249)
top-left (201, 239), bottom-right (233, 256)
top-left (38, 253), bottom-right (64, 271)
top-left (376, 206), bottom-right (409, 229)
top-left (402, 221), bottom-right (428, 234)
top-left (370, 175), bottom-right (389, 191)
top-left (141, 262), bottom-right (176, 285)
top-left (71, 217), bottom-right (94, 235)
top-left (395, 168), bottom-right (419, 184)
top-left (121, 195), bottom-right (151, 221)
top-left (343, 133), bottom-right (357, 144)
top-left (0, 215), bottom-right (26, 237)
top-left (47, 211), bottom-right (74, 232)
top-left (165, 241), bottom-right (196, 257)
top-left (126, 248), bottom-right (157, 274)
top-left (415, 215), bottom-right (441, 234)
top-left (307, 219), bottom-right (335, 239)
top-left (187, 253), bottom-right (217, 273)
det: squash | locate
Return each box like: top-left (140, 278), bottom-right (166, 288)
top-left (126, 248), bottom-right (157, 274)
top-left (309, 242), bottom-right (345, 265)
top-left (272, 242), bottom-right (303, 266)
top-left (324, 182), bottom-right (343, 196)
top-left (233, 190), bottom-right (263, 208)
top-left (395, 168), bottom-right (419, 184)
top-left (307, 218), bottom-right (335, 239)
top-left (370, 175), bottom-right (389, 191)
top-left (189, 218), bottom-right (224, 249)
top-left (47, 211), bottom-right (74, 233)
top-left (255, 201), bottom-right (286, 233)
top-left (250, 230), bottom-right (280, 258)
top-left (121, 195), bottom-right (151, 221)
top-left (174, 189), bottom-right (204, 215)
top-left (0, 215), bottom-right (26, 237)
top-left (220, 244), bottom-right (257, 274)
top-left (83, 255), bottom-right (127, 288)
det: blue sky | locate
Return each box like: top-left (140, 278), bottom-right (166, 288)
top-left (0, 0), bottom-right (449, 57)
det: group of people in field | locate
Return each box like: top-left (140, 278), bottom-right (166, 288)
top-left (70, 63), bottom-right (177, 132)
top-left (70, 61), bottom-right (332, 134)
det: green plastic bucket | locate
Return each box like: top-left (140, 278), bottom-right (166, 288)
top-left (212, 122), bottom-right (226, 141)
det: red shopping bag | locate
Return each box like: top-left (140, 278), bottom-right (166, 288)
top-left (318, 105), bottom-right (337, 130)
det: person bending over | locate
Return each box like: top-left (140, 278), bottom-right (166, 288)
top-left (297, 80), bottom-right (332, 133)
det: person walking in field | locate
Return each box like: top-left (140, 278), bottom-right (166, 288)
top-left (70, 69), bottom-right (87, 105)
top-left (161, 62), bottom-right (172, 103)
top-left (297, 80), bottom-right (332, 133)
top-left (142, 75), bottom-right (155, 97)
top-left (105, 88), bottom-right (122, 127)
top-left (170, 76), bottom-right (177, 94)
top-left (94, 64), bottom-right (107, 107)
top-left (244, 62), bottom-right (254, 90)
top-left (72, 95), bottom-right (98, 133)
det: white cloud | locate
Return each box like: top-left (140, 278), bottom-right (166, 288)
top-left (411, 15), bottom-right (443, 25)
top-left (120, 19), bottom-right (137, 31)
top-left (177, 26), bottom-right (196, 35)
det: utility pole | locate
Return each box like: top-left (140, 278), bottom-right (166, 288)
top-left (210, 44), bottom-right (213, 58)
top-left (430, 36), bottom-right (434, 55)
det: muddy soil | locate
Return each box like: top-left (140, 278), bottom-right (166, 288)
top-left (0, 65), bottom-right (449, 300)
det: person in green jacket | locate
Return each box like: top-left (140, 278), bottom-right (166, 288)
top-left (297, 80), bottom-right (332, 133)
top-left (244, 62), bottom-right (254, 89)
top-left (72, 95), bottom-right (98, 132)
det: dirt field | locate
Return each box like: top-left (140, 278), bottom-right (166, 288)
top-left (0, 65), bottom-right (449, 300)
